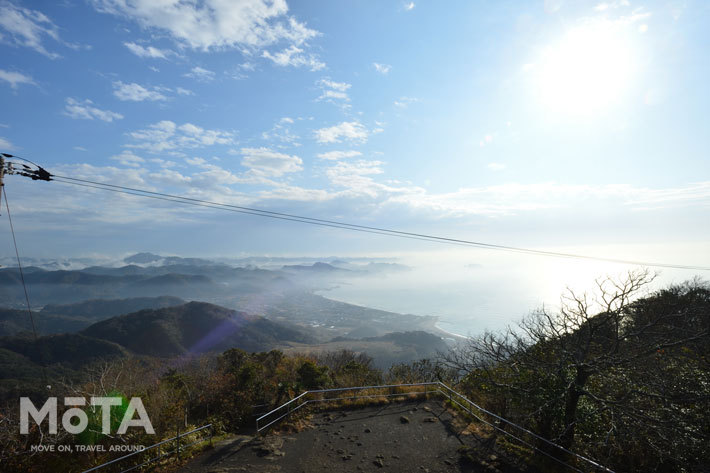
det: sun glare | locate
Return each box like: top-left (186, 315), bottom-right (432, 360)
top-left (535, 21), bottom-right (635, 116)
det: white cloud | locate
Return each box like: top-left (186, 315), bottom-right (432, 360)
top-left (175, 87), bottom-right (194, 96)
top-left (404, 2), bottom-right (415, 11)
top-left (316, 77), bottom-right (351, 104)
top-left (0, 137), bottom-right (14, 150)
top-left (317, 78), bottom-right (351, 92)
top-left (111, 150), bottom-right (145, 167)
top-left (594, 0), bottom-right (630, 11)
top-left (241, 147), bottom-right (303, 177)
top-left (0, 1), bottom-right (61, 58)
top-left (64, 98), bottom-right (123, 122)
top-left (262, 45), bottom-right (325, 71)
top-left (124, 41), bottom-right (173, 59)
top-left (227, 62), bottom-right (257, 80)
top-left (113, 81), bottom-right (168, 101)
top-left (319, 90), bottom-right (348, 101)
top-left (314, 121), bottom-right (368, 144)
top-left (317, 150), bottom-right (362, 161)
top-left (150, 158), bottom-right (177, 168)
top-left (261, 118), bottom-right (300, 145)
top-left (373, 63), bottom-right (392, 75)
top-left (394, 96), bottom-right (419, 108)
top-left (173, 159), bottom-right (251, 192)
top-left (184, 66), bottom-right (215, 82)
top-left (92, 0), bottom-right (319, 50)
top-left (73, 146), bottom-right (88, 151)
top-left (63, 163), bottom-right (149, 189)
top-left (127, 120), bottom-right (234, 154)
top-left (256, 184), bottom-right (332, 202)
top-left (487, 163), bottom-right (506, 171)
top-left (325, 160), bottom-right (400, 199)
top-left (384, 181), bottom-right (710, 218)
top-left (149, 168), bottom-right (189, 185)
top-left (0, 69), bottom-right (35, 88)
top-left (16, 159), bottom-right (710, 233)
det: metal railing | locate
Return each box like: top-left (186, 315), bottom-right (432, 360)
top-left (256, 381), bottom-right (615, 473)
top-left (255, 382), bottom-right (439, 432)
top-left (81, 423), bottom-right (213, 473)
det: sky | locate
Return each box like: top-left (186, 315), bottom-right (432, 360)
top-left (0, 0), bottom-right (709, 274)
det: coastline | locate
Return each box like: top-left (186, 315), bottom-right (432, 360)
top-left (433, 322), bottom-right (471, 342)
top-left (311, 289), bottom-right (471, 343)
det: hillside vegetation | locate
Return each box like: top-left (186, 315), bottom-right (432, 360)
top-left (82, 301), bottom-right (314, 356)
top-left (0, 269), bottom-right (706, 473)
top-left (444, 272), bottom-right (710, 472)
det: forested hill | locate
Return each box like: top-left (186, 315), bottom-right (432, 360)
top-left (81, 301), bottom-right (314, 357)
top-left (0, 296), bottom-right (186, 336)
top-left (41, 296), bottom-right (185, 320)
top-left (446, 276), bottom-right (710, 473)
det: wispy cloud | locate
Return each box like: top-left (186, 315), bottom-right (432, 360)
top-left (314, 121), bottom-right (368, 144)
top-left (317, 150), bottom-right (362, 161)
top-left (394, 96), bottom-right (419, 108)
top-left (64, 98), bottom-right (123, 122)
top-left (124, 41), bottom-right (174, 59)
top-left (594, 0), bottom-right (630, 12)
top-left (487, 163), bottom-right (506, 171)
top-left (126, 121), bottom-right (234, 154)
top-left (95, 0), bottom-right (326, 72)
top-left (316, 77), bottom-right (351, 104)
top-left (317, 78), bottom-right (351, 92)
top-left (184, 66), bottom-right (215, 82)
top-left (0, 69), bottom-right (36, 88)
top-left (373, 63), bottom-right (392, 75)
top-left (325, 160), bottom-right (395, 198)
top-left (92, 0), bottom-right (319, 51)
top-left (112, 81), bottom-right (168, 101)
top-left (110, 150), bottom-right (145, 167)
top-left (262, 45), bottom-right (325, 71)
top-left (404, 2), bottom-right (415, 11)
top-left (0, 1), bottom-right (61, 58)
top-left (0, 136), bottom-right (15, 150)
top-left (241, 147), bottom-right (303, 177)
top-left (261, 117), bottom-right (300, 146)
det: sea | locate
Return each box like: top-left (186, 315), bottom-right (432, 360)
top-left (315, 248), bottom-right (704, 338)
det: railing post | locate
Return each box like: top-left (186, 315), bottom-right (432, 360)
top-left (176, 424), bottom-right (181, 460)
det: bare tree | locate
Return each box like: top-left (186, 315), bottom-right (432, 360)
top-left (441, 270), bottom-right (710, 471)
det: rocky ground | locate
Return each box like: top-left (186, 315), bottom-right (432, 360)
top-left (175, 400), bottom-right (532, 473)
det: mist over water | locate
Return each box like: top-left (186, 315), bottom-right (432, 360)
top-left (315, 247), bottom-right (705, 338)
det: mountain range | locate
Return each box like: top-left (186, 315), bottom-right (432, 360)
top-left (0, 253), bottom-right (449, 399)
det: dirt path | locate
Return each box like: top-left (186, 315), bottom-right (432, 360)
top-left (175, 400), bottom-right (517, 473)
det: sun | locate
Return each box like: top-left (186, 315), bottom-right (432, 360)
top-left (534, 20), bottom-right (636, 116)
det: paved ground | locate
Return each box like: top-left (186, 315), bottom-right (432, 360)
top-left (175, 399), bottom-right (523, 473)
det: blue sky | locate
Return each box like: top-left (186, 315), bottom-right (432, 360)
top-left (0, 0), bottom-right (709, 266)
